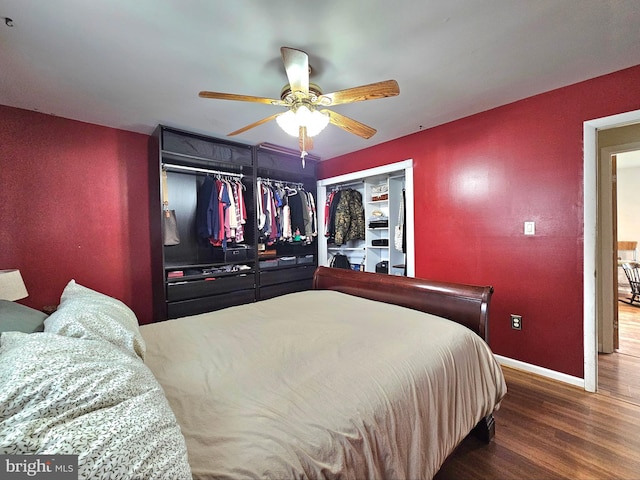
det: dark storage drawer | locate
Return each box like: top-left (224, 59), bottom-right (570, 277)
top-left (259, 259), bottom-right (279, 269)
top-left (167, 289), bottom-right (255, 319)
top-left (259, 265), bottom-right (315, 287)
top-left (209, 245), bottom-right (254, 263)
top-left (297, 254), bottom-right (314, 264)
top-left (167, 274), bottom-right (255, 302)
top-left (225, 246), bottom-right (253, 262)
top-left (259, 278), bottom-right (313, 301)
top-left (275, 241), bottom-right (316, 256)
top-left (278, 256), bottom-right (297, 266)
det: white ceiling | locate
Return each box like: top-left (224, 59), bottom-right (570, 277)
top-left (1, 1), bottom-right (639, 160)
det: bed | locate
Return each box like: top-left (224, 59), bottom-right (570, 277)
top-left (142, 266), bottom-right (506, 479)
top-left (0, 266), bottom-right (506, 479)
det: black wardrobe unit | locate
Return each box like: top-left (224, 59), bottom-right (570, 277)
top-left (150, 126), bottom-right (318, 321)
top-left (255, 145), bottom-right (318, 301)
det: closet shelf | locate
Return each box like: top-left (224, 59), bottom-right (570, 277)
top-left (166, 269), bottom-right (254, 283)
top-left (165, 260), bottom-right (256, 270)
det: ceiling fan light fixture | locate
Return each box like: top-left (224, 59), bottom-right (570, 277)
top-left (276, 110), bottom-right (299, 137)
top-left (276, 105), bottom-right (329, 137)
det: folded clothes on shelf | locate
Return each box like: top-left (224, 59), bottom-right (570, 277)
top-left (371, 239), bottom-right (389, 246)
top-left (369, 209), bottom-right (388, 222)
top-left (371, 184), bottom-right (389, 201)
top-left (368, 219), bottom-right (389, 229)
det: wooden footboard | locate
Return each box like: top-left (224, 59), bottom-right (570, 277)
top-left (312, 266), bottom-right (494, 342)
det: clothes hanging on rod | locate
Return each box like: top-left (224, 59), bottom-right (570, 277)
top-left (324, 187), bottom-right (365, 246)
top-left (195, 176), bottom-right (247, 250)
top-left (257, 178), bottom-right (317, 245)
top-left (257, 177), bottom-right (303, 189)
top-left (163, 163), bottom-right (247, 250)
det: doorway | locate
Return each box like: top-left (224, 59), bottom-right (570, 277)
top-left (598, 148), bottom-right (640, 405)
top-left (583, 109), bottom-right (640, 393)
top-left (598, 139), bottom-right (640, 355)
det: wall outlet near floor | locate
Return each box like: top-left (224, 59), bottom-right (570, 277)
top-left (511, 314), bottom-right (522, 330)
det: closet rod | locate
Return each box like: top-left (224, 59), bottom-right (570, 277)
top-left (163, 163), bottom-right (244, 178)
top-left (257, 177), bottom-right (303, 188)
top-left (332, 180), bottom-right (364, 189)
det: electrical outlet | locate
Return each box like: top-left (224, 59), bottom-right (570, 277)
top-left (511, 314), bottom-right (522, 330)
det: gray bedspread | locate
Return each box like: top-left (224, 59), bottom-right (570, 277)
top-left (142, 289), bottom-right (506, 479)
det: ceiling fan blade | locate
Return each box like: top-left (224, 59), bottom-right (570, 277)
top-left (228, 113), bottom-right (281, 136)
top-left (299, 126), bottom-right (314, 152)
top-left (199, 91), bottom-right (285, 106)
top-left (281, 47), bottom-right (309, 96)
top-left (317, 80), bottom-right (399, 106)
top-left (321, 109), bottom-right (377, 139)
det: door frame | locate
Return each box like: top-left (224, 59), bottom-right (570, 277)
top-left (612, 154), bottom-right (619, 352)
top-left (597, 147), bottom-right (616, 354)
top-left (584, 109), bottom-right (640, 392)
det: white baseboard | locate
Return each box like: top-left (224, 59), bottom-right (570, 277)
top-left (495, 355), bottom-right (585, 389)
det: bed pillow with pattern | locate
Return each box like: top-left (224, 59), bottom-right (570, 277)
top-left (43, 280), bottom-right (147, 360)
top-left (0, 280), bottom-right (192, 479)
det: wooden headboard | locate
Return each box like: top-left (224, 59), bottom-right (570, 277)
top-left (312, 267), bottom-right (493, 342)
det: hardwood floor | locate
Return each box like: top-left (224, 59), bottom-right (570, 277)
top-left (436, 304), bottom-right (640, 479)
top-left (615, 300), bottom-right (640, 356)
top-left (435, 366), bottom-right (640, 479)
top-left (598, 300), bottom-right (640, 405)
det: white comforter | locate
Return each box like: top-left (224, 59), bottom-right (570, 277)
top-left (0, 280), bottom-right (191, 479)
top-left (142, 290), bottom-right (506, 479)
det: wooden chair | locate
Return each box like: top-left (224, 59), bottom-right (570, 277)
top-left (620, 262), bottom-right (640, 305)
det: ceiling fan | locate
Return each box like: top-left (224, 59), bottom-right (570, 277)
top-left (199, 47), bottom-right (399, 162)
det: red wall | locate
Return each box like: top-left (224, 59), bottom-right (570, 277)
top-left (0, 106), bottom-right (154, 323)
top-left (318, 64), bottom-right (640, 378)
top-left (2, 64), bottom-right (640, 375)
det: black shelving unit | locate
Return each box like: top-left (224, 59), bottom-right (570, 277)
top-left (255, 144), bottom-right (318, 301)
top-left (150, 128), bottom-right (318, 321)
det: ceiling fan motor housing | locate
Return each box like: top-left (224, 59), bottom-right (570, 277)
top-left (280, 83), bottom-right (324, 104)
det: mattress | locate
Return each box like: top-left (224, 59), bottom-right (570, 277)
top-left (141, 289), bottom-right (506, 479)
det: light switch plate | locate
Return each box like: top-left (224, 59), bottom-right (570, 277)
top-left (524, 221), bottom-right (535, 235)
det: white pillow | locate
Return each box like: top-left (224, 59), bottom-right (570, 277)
top-left (44, 280), bottom-right (146, 360)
